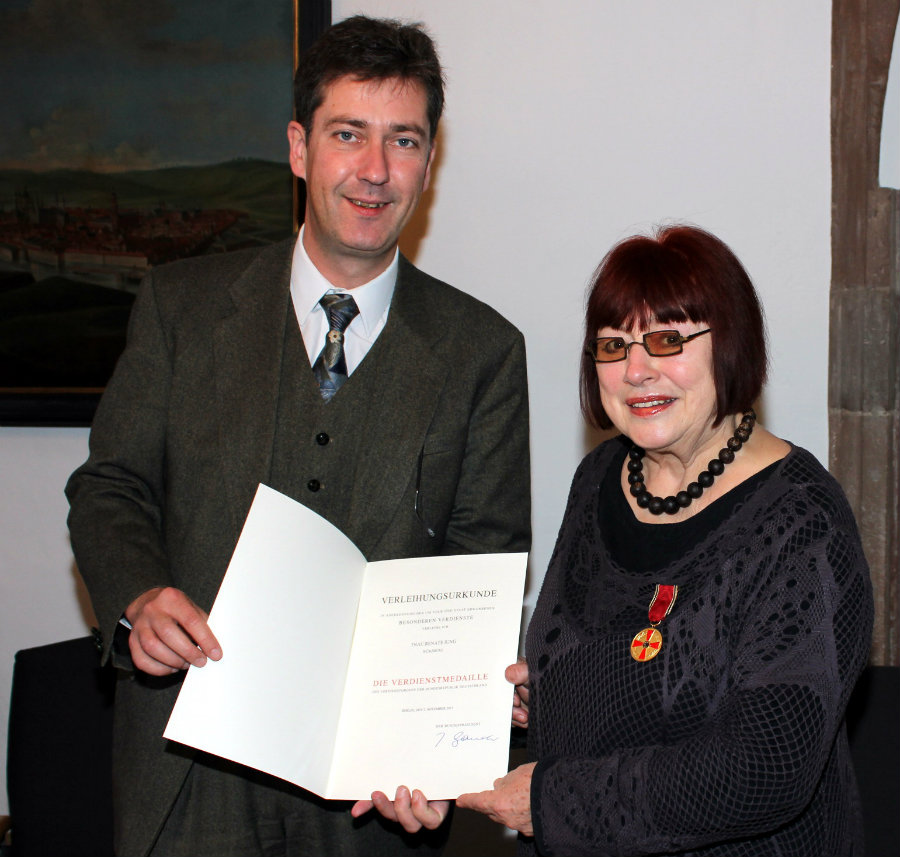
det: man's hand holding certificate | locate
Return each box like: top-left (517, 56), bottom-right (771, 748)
top-left (164, 484), bottom-right (527, 800)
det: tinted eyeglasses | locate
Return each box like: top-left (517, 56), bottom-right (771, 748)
top-left (587, 328), bottom-right (711, 363)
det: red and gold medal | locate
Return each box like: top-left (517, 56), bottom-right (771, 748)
top-left (630, 584), bottom-right (678, 662)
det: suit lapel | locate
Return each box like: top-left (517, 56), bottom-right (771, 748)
top-left (210, 247), bottom-right (451, 552)
top-left (341, 256), bottom-right (451, 556)
top-left (212, 240), bottom-right (294, 533)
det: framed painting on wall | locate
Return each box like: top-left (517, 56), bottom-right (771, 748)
top-left (0, 0), bottom-right (329, 425)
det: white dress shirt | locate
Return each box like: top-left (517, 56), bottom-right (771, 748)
top-left (289, 226), bottom-right (397, 375)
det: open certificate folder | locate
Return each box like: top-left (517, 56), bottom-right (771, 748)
top-left (164, 484), bottom-right (527, 800)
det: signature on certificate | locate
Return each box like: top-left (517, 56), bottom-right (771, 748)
top-left (435, 730), bottom-right (499, 749)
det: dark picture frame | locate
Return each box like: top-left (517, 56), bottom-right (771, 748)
top-left (0, 0), bottom-right (330, 426)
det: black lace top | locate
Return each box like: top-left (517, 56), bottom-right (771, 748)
top-left (523, 436), bottom-right (873, 856)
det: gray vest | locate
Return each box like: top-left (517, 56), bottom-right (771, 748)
top-left (268, 309), bottom-right (387, 548)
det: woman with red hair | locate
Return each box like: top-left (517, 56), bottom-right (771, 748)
top-left (362, 225), bottom-right (872, 856)
top-left (458, 225), bottom-right (873, 855)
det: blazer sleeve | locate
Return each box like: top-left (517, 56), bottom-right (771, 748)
top-left (440, 327), bottom-right (531, 556)
top-left (65, 268), bottom-right (175, 663)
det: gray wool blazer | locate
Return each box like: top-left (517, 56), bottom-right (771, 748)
top-left (66, 238), bottom-right (531, 856)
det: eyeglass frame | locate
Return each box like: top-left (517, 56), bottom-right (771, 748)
top-left (586, 328), bottom-right (711, 363)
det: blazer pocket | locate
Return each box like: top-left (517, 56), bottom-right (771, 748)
top-left (415, 432), bottom-right (467, 535)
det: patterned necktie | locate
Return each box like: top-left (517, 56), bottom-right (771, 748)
top-left (313, 293), bottom-right (360, 401)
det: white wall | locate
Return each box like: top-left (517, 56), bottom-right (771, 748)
top-left (339, 0), bottom-right (831, 594)
top-left (0, 1), bottom-right (831, 814)
top-left (1, 428), bottom-right (93, 815)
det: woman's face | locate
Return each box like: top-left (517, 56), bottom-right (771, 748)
top-left (595, 320), bottom-right (719, 459)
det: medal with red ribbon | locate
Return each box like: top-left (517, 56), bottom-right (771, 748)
top-left (630, 584), bottom-right (678, 662)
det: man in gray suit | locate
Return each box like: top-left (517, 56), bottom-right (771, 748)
top-left (66, 14), bottom-right (530, 857)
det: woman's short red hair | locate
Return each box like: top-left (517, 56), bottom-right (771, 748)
top-left (580, 225), bottom-right (768, 429)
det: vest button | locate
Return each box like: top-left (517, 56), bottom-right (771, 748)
top-left (316, 432), bottom-right (330, 446)
top-left (307, 479), bottom-right (321, 492)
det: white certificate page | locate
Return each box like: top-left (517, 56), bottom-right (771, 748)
top-left (329, 553), bottom-right (526, 798)
top-left (164, 484), bottom-right (527, 800)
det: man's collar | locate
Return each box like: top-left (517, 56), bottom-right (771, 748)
top-left (289, 226), bottom-right (398, 335)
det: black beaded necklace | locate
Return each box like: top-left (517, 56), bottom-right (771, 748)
top-left (627, 410), bottom-right (756, 516)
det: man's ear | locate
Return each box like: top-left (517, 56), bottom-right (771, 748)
top-left (423, 141), bottom-right (436, 192)
top-left (287, 121), bottom-right (307, 181)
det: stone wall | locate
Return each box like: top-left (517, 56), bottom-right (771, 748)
top-left (831, 0), bottom-right (900, 665)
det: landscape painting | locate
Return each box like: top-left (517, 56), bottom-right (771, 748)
top-left (0, 0), bottom-right (296, 423)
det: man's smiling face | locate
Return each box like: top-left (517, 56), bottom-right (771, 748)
top-left (288, 74), bottom-right (434, 288)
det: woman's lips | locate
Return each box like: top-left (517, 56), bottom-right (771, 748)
top-left (626, 396), bottom-right (675, 416)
